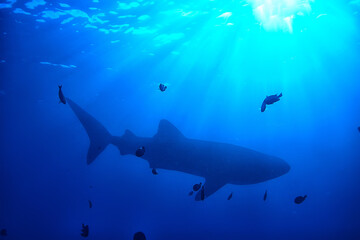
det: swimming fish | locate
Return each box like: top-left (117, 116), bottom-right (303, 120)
top-left (159, 83), bottom-right (167, 92)
top-left (358, 126), bottom-right (360, 132)
top-left (152, 168), bottom-right (158, 175)
top-left (81, 224), bottom-right (89, 237)
top-left (227, 192), bottom-right (233, 200)
top-left (264, 190), bottom-right (267, 201)
top-left (188, 191), bottom-right (194, 196)
top-left (200, 186), bottom-right (205, 200)
top-left (294, 195), bottom-right (307, 204)
top-left (133, 232), bottom-right (146, 240)
top-left (135, 146), bottom-right (145, 157)
top-left (192, 182), bottom-right (202, 191)
top-left (261, 93), bottom-right (282, 112)
top-left (58, 85), bottom-right (66, 104)
top-left (0, 229), bottom-right (7, 236)
top-left (88, 200), bottom-right (92, 208)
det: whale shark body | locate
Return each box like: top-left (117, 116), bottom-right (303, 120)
top-left (67, 98), bottom-right (290, 200)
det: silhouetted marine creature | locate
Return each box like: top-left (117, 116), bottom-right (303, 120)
top-left (227, 192), bottom-right (233, 200)
top-left (133, 232), bottom-right (146, 240)
top-left (66, 98), bottom-right (290, 201)
top-left (192, 182), bottom-right (202, 191)
top-left (263, 190), bottom-right (268, 201)
top-left (261, 93), bottom-right (282, 112)
top-left (88, 200), bottom-right (92, 208)
top-left (135, 146), bottom-right (145, 157)
top-left (188, 191), bottom-right (194, 196)
top-left (152, 168), bottom-right (158, 175)
top-left (58, 85), bottom-right (66, 104)
top-left (81, 224), bottom-right (89, 237)
top-left (159, 83), bottom-right (167, 92)
top-left (358, 126), bottom-right (360, 132)
top-left (0, 229), bottom-right (7, 236)
top-left (200, 186), bottom-right (205, 201)
top-left (294, 195), bottom-right (307, 204)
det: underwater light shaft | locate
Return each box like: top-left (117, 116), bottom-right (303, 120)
top-left (246, 0), bottom-right (313, 32)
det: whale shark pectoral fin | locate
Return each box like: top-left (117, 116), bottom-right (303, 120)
top-left (154, 119), bottom-right (185, 140)
top-left (195, 178), bottom-right (226, 201)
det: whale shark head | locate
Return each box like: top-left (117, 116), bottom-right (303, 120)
top-left (256, 156), bottom-right (291, 183)
top-left (275, 158), bottom-right (291, 178)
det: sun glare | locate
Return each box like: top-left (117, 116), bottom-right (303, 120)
top-left (246, 0), bottom-right (313, 32)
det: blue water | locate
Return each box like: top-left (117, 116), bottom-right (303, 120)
top-left (1, 0), bottom-right (360, 239)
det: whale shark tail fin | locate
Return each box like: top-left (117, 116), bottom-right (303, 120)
top-left (67, 98), bottom-right (112, 165)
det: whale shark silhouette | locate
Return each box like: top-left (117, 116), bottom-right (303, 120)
top-left (67, 98), bottom-right (290, 200)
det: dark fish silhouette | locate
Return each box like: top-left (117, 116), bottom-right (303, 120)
top-left (159, 83), bottom-right (167, 92)
top-left (135, 146), bottom-right (145, 157)
top-left (81, 224), bottom-right (89, 237)
top-left (192, 182), bottom-right (202, 191)
top-left (263, 190), bottom-right (267, 201)
top-left (294, 195), bottom-right (307, 204)
top-left (152, 168), bottom-right (158, 175)
top-left (227, 192), bottom-right (233, 200)
top-left (261, 93), bottom-right (282, 112)
top-left (66, 98), bottom-right (290, 201)
top-left (200, 186), bottom-right (205, 200)
top-left (0, 229), bottom-right (7, 236)
top-left (88, 200), bottom-right (92, 208)
top-left (133, 232), bottom-right (146, 240)
top-left (58, 85), bottom-right (66, 104)
top-left (358, 126), bottom-right (360, 132)
top-left (188, 191), bottom-right (194, 196)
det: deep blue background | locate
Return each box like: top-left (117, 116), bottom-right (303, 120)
top-left (1, 0), bottom-right (360, 239)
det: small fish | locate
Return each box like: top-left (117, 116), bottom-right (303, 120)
top-left (133, 232), bottom-right (146, 240)
top-left (0, 229), bottom-right (7, 236)
top-left (159, 83), bottom-right (167, 92)
top-left (88, 200), bottom-right (92, 208)
top-left (264, 190), bottom-right (268, 201)
top-left (200, 186), bottom-right (205, 201)
top-left (58, 85), bottom-right (66, 104)
top-left (261, 93), bottom-right (282, 112)
top-left (192, 182), bottom-right (202, 191)
top-left (135, 146), bottom-right (145, 157)
top-left (294, 195), bottom-right (307, 204)
top-left (188, 191), bottom-right (194, 196)
top-left (358, 126), bottom-right (360, 132)
top-left (227, 192), bottom-right (233, 200)
top-left (152, 168), bottom-right (158, 175)
top-left (81, 224), bottom-right (89, 237)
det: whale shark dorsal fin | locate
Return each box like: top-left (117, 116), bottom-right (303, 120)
top-left (154, 120), bottom-right (185, 140)
top-left (123, 129), bottom-right (135, 139)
